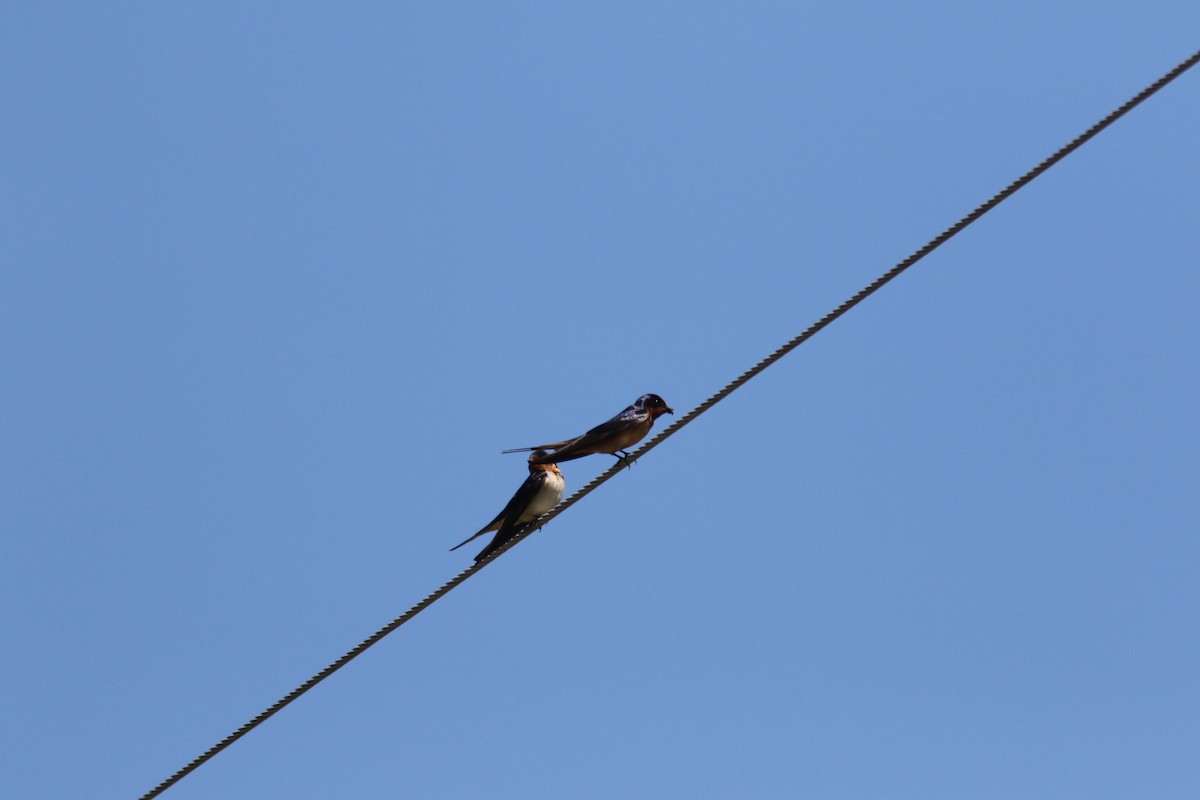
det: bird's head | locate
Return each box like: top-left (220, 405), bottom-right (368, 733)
top-left (636, 393), bottom-right (674, 418)
top-left (528, 450), bottom-right (561, 475)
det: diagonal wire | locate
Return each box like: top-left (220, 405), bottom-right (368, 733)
top-left (139, 48), bottom-right (1200, 800)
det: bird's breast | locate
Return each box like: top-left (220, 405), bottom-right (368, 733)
top-left (521, 472), bottom-right (565, 522)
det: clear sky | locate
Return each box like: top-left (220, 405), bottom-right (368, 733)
top-left (3, 3), bottom-right (1198, 799)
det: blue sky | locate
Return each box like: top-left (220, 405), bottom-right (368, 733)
top-left (3, 3), bottom-right (1198, 799)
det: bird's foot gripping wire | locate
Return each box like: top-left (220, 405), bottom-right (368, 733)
top-left (614, 451), bottom-right (637, 469)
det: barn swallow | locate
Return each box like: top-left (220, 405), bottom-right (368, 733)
top-left (502, 393), bottom-right (674, 465)
top-left (450, 450), bottom-right (566, 563)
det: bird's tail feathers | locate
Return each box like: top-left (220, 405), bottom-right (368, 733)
top-left (474, 535), bottom-right (511, 563)
top-left (449, 532), bottom-right (484, 552)
top-left (501, 440), bottom-right (570, 455)
top-left (531, 448), bottom-right (594, 465)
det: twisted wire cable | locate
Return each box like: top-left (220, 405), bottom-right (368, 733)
top-left (138, 48), bottom-right (1200, 800)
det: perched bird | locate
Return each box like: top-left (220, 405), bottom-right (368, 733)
top-left (502, 393), bottom-right (674, 465)
top-left (451, 450), bottom-right (565, 563)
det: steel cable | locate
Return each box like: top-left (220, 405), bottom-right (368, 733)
top-left (138, 47), bottom-right (1200, 800)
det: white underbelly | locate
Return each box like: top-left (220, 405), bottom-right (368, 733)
top-left (519, 474), bottom-right (565, 523)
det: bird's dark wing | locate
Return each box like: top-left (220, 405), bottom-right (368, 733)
top-left (471, 473), bottom-right (548, 562)
top-left (503, 403), bottom-right (637, 456)
top-left (449, 473), bottom-right (540, 552)
top-left (582, 404), bottom-right (639, 437)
